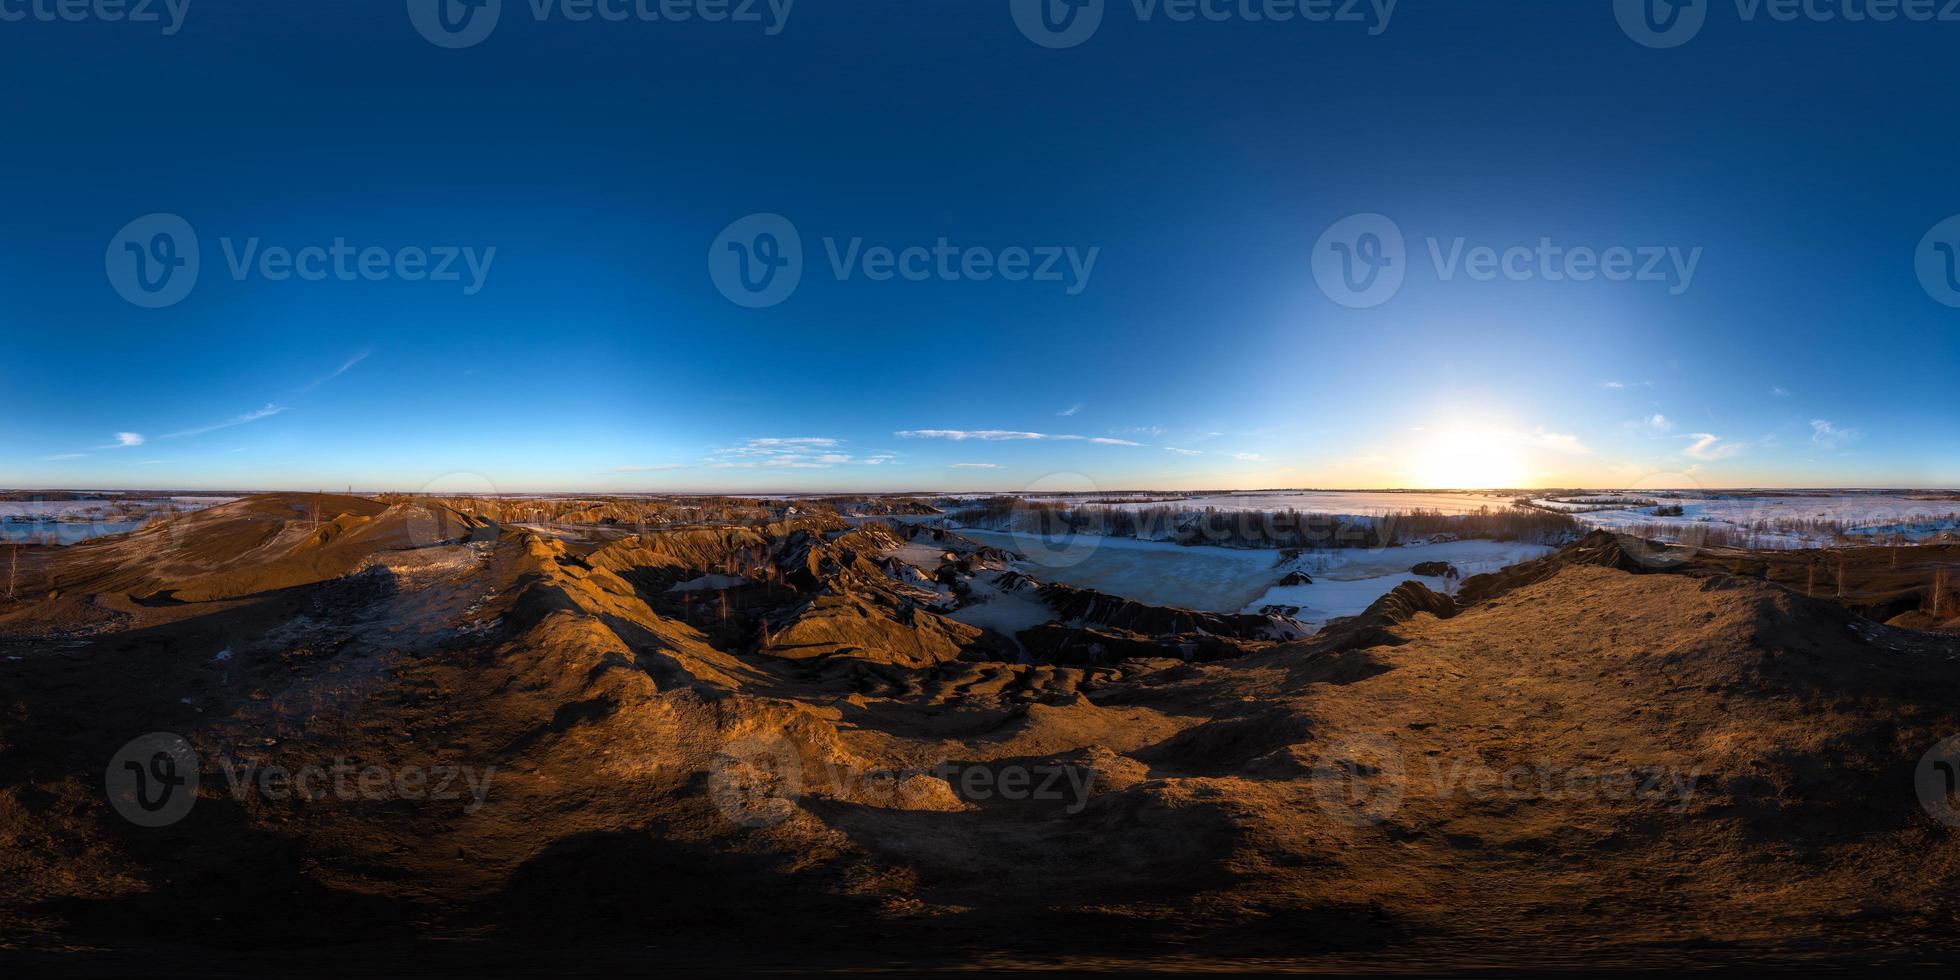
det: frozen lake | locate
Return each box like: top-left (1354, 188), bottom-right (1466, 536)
top-left (955, 528), bottom-right (1553, 625)
top-left (0, 497), bottom-right (235, 546)
top-left (0, 519), bottom-right (149, 545)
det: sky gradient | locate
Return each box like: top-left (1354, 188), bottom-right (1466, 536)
top-left (2, 1), bottom-right (1956, 493)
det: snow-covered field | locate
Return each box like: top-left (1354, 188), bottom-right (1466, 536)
top-left (1031, 490), bottom-right (1520, 516)
top-left (1531, 492), bottom-right (1960, 548)
top-left (942, 489), bottom-right (1955, 629)
top-left (957, 489), bottom-right (1958, 548)
top-left (955, 528), bottom-right (1553, 625)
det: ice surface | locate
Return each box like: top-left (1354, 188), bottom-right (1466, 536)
top-left (955, 529), bottom-right (1555, 618)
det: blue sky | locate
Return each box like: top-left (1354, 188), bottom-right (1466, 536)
top-left (2, 1), bottom-right (1956, 493)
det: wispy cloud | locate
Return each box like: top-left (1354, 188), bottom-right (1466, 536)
top-left (1633, 414), bottom-right (1672, 433)
top-left (707, 438), bottom-right (884, 470)
top-left (297, 349), bottom-right (371, 393)
top-left (898, 430), bottom-right (1049, 441)
top-left (1771, 386), bottom-right (1789, 397)
top-left (1809, 419), bottom-right (1862, 449)
top-left (99, 432), bottom-right (145, 448)
top-left (38, 453), bottom-right (88, 461)
top-left (1517, 429), bottom-right (1595, 455)
top-left (1164, 447), bottom-right (1202, 456)
top-left (1683, 433), bottom-right (1747, 460)
top-left (162, 404), bottom-right (288, 439)
top-left (949, 462), bottom-right (999, 469)
top-left (1056, 404), bottom-right (1081, 417)
top-left (613, 463), bottom-right (690, 473)
top-left (1600, 380), bottom-right (1651, 390)
top-left (896, 429), bottom-right (1140, 446)
top-left (1233, 452), bottom-right (1266, 462)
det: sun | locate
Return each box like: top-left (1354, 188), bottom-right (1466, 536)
top-left (1409, 429), bottom-right (1526, 490)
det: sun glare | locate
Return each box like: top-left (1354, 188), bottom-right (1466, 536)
top-left (1410, 430), bottom-right (1526, 489)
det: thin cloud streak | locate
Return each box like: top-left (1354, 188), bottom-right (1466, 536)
top-left (296, 349), bottom-right (372, 393)
top-left (161, 404), bottom-right (289, 440)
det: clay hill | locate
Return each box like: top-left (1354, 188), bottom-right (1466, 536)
top-left (2, 493), bottom-right (1958, 973)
